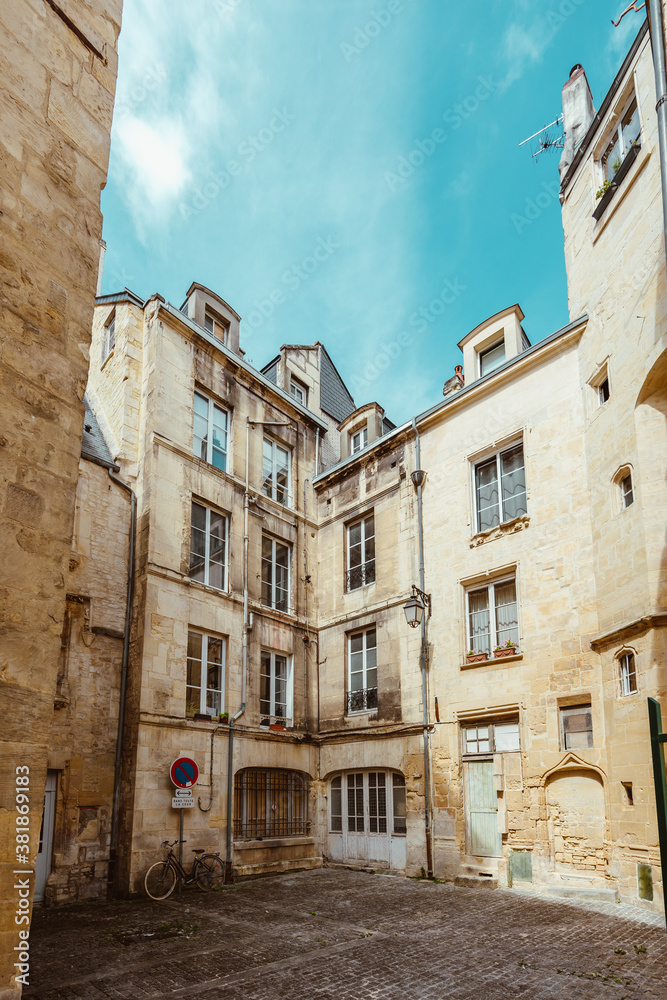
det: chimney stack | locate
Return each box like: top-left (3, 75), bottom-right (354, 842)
top-left (443, 364), bottom-right (464, 398)
top-left (559, 64), bottom-right (595, 181)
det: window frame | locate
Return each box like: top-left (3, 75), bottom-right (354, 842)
top-left (465, 575), bottom-right (519, 657)
top-left (345, 513), bottom-right (376, 591)
top-left (620, 473), bottom-right (634, 509)
top-left (186, 630), bottom-right (226, 717)
top-left (619, 651), bottom-right (638, 697)
top-left (234, 768), bottom-right (307, 840)
top-left (473, 441), bottom-right (527, 534)
top-left (259, 649), bottom-right (293, 727)
top-left (461, 719), bottom-right (521, 758)
top-left (189, 500), bottom-right (228, 591)
top-left (350, 426), bottom-right (368, 454)
top-left (261, 534), bottom-right (291, 613)
top-left (346, 626), bottom-right (378, 715)
top-left (262, 436), bottom-right (291, 506)
top-left (559, 703), bottom-right (594, 751)
top-left (193, 390), bottom-right (229, 472)
top-left (599, 93), bottom-right (641, 186)
top-left (204, 308), bottom-right (228, 344)
top-left (102, 313), bottom-right (116, 364)
top-left (478, 339), bottom-right (506, 378)
top-left (329, 771), bottom-right (406, 836)
top-left (289, 376), bottom-right (307, 406)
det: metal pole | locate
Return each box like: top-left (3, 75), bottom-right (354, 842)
top-left (411, 417), bottom-right (433, 878)
top-left (178, 808), bottom-right (184, 894)
top-left (648, 697), bottom-right (667, 929)
top-left (647, 0), bottom-right (667, 267)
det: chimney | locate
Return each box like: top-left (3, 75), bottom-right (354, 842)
top-left (443, 364), bottom-right (464, 398)
top-left (96, 239), bottom-right (106, 296)
top-left (559, 64), bottom-right (595, 181)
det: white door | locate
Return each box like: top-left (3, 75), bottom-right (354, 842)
top-left (34, 771), bottom-right (57, 903)
top-left (328, 771), bottom-right (406, 869)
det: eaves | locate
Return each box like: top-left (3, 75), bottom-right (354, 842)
top-left (313, 314), bottom-right (587, 486)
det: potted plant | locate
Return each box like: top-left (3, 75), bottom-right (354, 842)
top-left (186, 701), bottom-right (198, 719)
top-left (218, 711), bottom-right (229, 723)
top-left (466, 649), bottom-right (489, 664)
top-left (493, 639), bottom-right (517, 659)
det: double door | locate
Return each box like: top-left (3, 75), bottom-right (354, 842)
top-left (328, 770), bottom-right (406, 870)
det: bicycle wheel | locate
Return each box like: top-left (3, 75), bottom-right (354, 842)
top-left (196, 855), bottom-right (225, 891)
top-left (145, 860), bottom-right (177, 899)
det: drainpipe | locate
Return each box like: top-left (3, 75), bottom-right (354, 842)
top-left (647, 0), bottom-right (667, 267)
top-left (411, 417), bottom-right (433, 878)
top-left (107, 467), bottom-right (136, 894)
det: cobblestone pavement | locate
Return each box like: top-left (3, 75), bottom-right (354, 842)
top-left (24, 869), bottom-right (667, 1000)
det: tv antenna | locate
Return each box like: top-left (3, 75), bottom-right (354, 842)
top-left (612, 2), bottom-right (645, 27)
top-left (519, 115), bottom-right (564, 160)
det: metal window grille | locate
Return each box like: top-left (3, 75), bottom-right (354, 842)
top-left (233, 769), bottom-right (307, 839)
top-left (347, 687), bottom-right (377, 713)
top-left (346, 515), bottom-right (375, 591)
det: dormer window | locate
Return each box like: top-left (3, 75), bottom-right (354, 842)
top-left (601, 96), bottom-right (640, 184)
top-left (289, 376), bottom-right (307, 406)
top-left (204, 309), bottom-right (228, 344)
top-left (102, 313), bottom-right (116, 364)
top-left (351, 426), bottom-right (368, 454)
top-left (479, 341), bottom-right (505, 377)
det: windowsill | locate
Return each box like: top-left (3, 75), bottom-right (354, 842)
top-left (187, 577), bottom-right (229, 598)
top-left (260, 491), bottom-right (294, 513)
top-left (592, 142), bottom-right (641, 221)
top-left (346, 709), bottom-right (377, 718)
top-left (234, 836), bottom-right (313, 850)
top-left (470, 514), bottom-right (529, 548)
top-left (592, 145), bottom-right (650, 242)
top-left (461, 653), bottom-right (523, 670)
top-left (344, 582), bottom-right (376, 596)
top-left (100, 350), bottom-right (114, 371)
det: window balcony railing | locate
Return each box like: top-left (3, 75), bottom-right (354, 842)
top-left (345, 560), bottom-right (376, 592)
top-left (347, 688), bottom-right (377, 714)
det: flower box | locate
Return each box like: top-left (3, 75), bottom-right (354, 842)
top-left (269, 723), bottom-right (285, 731)
top-left (466, 651), bottom-right (489, 664)
top-left (194, 713), bottom-right (212, 721)
top-left (493, 646), bottom-right (517, 659)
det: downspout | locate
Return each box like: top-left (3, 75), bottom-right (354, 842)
top-left (108, 467), bottom-right (136, 894)
top-left (411, 417), bottom-right (433, 878)
top-left (225, 421), bottom-right (251, 877)
top-left (647, 0), bottom-right (667, 267)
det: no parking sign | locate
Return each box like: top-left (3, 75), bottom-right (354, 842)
top-left (170, 756), bottom-right (199, 789)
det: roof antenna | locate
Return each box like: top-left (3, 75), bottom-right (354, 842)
top-left (518, 115), bottom-right (564, 160)
top-left (612, 2), bottom-right (646, 27)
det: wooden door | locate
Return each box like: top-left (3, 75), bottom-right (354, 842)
top-left (465, 761), bottom-right (501, 857)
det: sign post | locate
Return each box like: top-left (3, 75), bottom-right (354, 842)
top-left (648, 698), bottom-right (667, 931)
top-left (170, 757), bottom-right (199, 889)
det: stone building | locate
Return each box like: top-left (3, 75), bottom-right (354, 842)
top-left (0, 1), bottom-right (121, 994)
top-left (35, 11), bottom-right (666, 920)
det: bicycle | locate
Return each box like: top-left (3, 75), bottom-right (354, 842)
top-left (144, 840), bottom-right (225, 899)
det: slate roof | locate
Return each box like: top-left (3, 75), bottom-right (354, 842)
top-left (318, 344), bottom-right (355, 423)
top-left (81, 396), bottom-right (118, 471)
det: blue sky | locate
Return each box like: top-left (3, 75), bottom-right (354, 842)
top-left (100, 0), bottom-right (641, 425)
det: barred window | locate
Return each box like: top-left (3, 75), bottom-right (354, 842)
top-left (233, 768), bottom-right (307, 839)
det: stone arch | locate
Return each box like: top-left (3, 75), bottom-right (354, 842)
top-left (543, 761), bottom-right (608, 877)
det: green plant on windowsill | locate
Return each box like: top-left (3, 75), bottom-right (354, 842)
top-left (595, 179), bottom-right (612, 200)
top-left (186, 701), bottom-right (198, 718)
top-left (612, 158), bottom-right (622, 174)
top-left (218, 711), bottom-right (229, 722)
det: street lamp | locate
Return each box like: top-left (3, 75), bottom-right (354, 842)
top-left (403, 585), bottom-right (431, 628)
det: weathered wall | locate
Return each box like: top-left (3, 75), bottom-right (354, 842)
top-left (0, 1), bottom-right (121, 994)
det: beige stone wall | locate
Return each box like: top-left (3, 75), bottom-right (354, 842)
top-left (0, 0), bottom-right (120, 993)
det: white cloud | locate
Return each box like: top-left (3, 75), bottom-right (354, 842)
top-left (500, 20), bottom-right (551, 90)
top-left (114, 116), bottom-right (190, 207)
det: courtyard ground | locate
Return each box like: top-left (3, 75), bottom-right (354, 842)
top-left (24, 868), bottom-right (667, 999)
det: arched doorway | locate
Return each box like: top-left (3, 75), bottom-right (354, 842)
top-left (545, 768), bottom-right (606, 877)
top-left (326, 770), bottom-right (407, 870)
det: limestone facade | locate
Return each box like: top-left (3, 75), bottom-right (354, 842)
top-left (0, 1), bottom-right (121, 994)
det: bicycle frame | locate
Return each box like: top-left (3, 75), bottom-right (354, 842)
top-left (161, 840), bottom-right (221, 886)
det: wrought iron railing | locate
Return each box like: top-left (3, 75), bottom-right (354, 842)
top-left (345, 560), bottom-right (375, 592)
top-left (347, 688), bottom-right (378, 714)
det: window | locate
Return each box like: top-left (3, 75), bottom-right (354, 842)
top-left (289, 377), bottom-right (307, 406)
top-left (329, 771), bottom-right (406, 836)
top-left (102, 314), bottom-right (115, 363)
top-left (479, 340), bottom-right (505, 377)
top-left (598, 377), bottom-right (610, 405)
top-left (347, 628), bottom-right (377, 714)
top-left (189, 501), bottom-right (227, 590)
top-left (193, 391), bottom-right (228, 471)
top-left (186, 631), bottom-right (225, 717)
top-left (351, 426), bottom-right (368, 454)
top-left (474, 443), bottom-right (526, 532)
top-left (262, 438), bottom-right (290, 505)
top-left (260, 650), bottom-right (292, 726)
top-left (346, 514), bottom-right (375, 591)
top-left (234, 768), bottom-right (307, 839)
top-left (261, 535), bottom-right (290, 612)
top-left (560, 704), bottom-right (593, 750)
top-left (462, 720), bottom-right (520, 756)
top-left (467, 577), bottom-right (519, 656)
top-left (601, 96), bottom-right (640, 184)
top-left (619, 652), bottom-right (637, 696)
top-left (204, 308), bottom-right (227, 344)
top-left (620, 473), bottom-right (634, 508)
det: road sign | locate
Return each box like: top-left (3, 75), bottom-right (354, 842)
top-left (170, 756), bottom-right (199, 789)
top-left (172, 795), bottom-right (195, 809)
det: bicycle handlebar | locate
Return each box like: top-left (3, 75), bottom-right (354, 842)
top-left (163, 839), bottom-right (186, 847)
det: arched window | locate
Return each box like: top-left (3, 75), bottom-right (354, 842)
top-left (233, 769), bottom-right (307, 839)
top-left (619, 651), bottom-right (637, 696)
